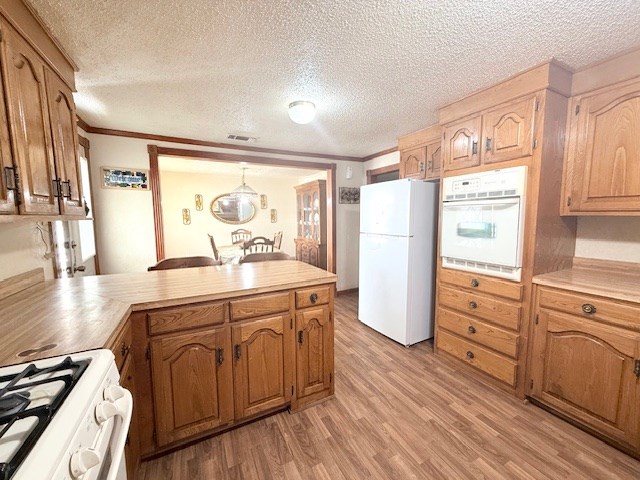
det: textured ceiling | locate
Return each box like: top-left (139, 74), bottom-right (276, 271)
top-left (29, 0), bottom-right (640, 157)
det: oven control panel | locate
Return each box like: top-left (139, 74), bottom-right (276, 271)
top-left (443, 165), bottom-right (527, 200)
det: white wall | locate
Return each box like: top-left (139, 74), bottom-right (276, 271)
top-left (0, 222), bottom-right (55, 281)
top-left (160, 170), bottom-right (299, 259)
top-left (86, 133), bottom-right (364, 290)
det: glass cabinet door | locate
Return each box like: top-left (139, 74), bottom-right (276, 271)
top-left (303, 193), bottom-right (312, 238)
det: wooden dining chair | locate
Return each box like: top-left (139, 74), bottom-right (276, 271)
top-left (273, 231), bottom-right (283, 250)
top-left (208, 234), bottom-right (219, 260)
top-left (147, 256), bottom-right (221, 271)
top-left (231, 229), bottom-right (252, 245)
top-left (242, 236), bottom-right (275, 254)
top-left (239, 252), bottom-right (291, 263)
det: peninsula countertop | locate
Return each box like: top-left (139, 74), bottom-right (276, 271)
top-left (0, 261), bottom-right (337, 367)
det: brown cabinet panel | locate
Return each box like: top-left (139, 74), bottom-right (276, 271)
top-left (482, 97), bottom-right (536, 164)
top-left (45, 70), bottom-right (83, 215)
top-left (111, 322), bottom-right (132, 371)
top-left (148, 301), bottom-right (226, 335)
top-left (230, 292), bottom-right (290, 321)
top-left (4, 26), bottom-right (57, 214)
top-left (529, 308), bottom-right (639, 449)
top-left (232, 315), bottom-right (293, 419)
top-left (0, 29), bottom-right (16, 214)
top-left (439, 268), bottom-right (523, 301)
top-left (295, 286), bottom-right (331, 309)
top-left (151, 327), bottom-right (233, 446)
top-left (564, 79), bottom-right (640, 213)
top-left (438, 307), bottom-right (519, 358)
top-left (296, 306), bottom-right (333, 398)
top-left (425, 140), bottom-right (441, 179)
top-left (437, 329), bottom-right (517, 386)
top-left (443, 117), bottom-right (481, 171)
top-left (438, 285), bottom-right (521, 331)
top-left (400, 146), bottom-right (426, 179)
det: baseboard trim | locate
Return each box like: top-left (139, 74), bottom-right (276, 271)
top-left (337, 287), bottom-right (358, 296)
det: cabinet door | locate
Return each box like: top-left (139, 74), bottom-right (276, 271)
top-left (296, 306), bottom-right (333, 398)
top-left (232, 315), bottom-right (293, 419)
top-left (443, 117), bottom-right (481, 171)
top-left (4, 27), bottom-right (57, 214)
top-left (530, 309), bottom-right (640, 449)
top-left (566, 80), bottom-right (640, 212)
top-left (400, 146), bottom-right (426, 179)
top-left (425, 140), bottom-right (441, 179)
top-left (482, 97), bottom-right (536, 165)
top-left (46, 70), bottom-right (84, 216)
top-left (119, 355), bottom-right (139, 480)
top-left (151, 327), bottom-right (233, 446)
top-left (0, 30), bottom-right (16, 214)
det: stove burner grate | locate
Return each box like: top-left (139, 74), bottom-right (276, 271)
top-left (0, 357), bottom-right (89, 480)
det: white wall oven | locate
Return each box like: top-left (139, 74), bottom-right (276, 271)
top-left (440, 166), bottom-right (527, 282)
top-left (0, 350), bottom-right (132, 480)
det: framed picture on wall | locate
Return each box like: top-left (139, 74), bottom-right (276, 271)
top-left (101, 167), bottom-right (149, 190)
top-left (339, 187), bottom-right (360, 204)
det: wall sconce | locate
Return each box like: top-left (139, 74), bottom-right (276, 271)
top-left (345, 166), bottom-right (353, 180)
top-left (195, 194), bottom-right (203, 211)
top-left (182, 208), bottom-right (191, 225)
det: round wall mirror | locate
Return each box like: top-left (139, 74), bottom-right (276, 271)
top-left (210, 193), bottom-right (256, 224)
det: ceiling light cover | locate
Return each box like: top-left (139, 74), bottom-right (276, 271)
top-left (231, 168), bottom-right (258, 197)
top-left (288, 101), bottom-right (316, 124)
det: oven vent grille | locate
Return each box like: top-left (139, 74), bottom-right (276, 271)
top-left (445, 189), bottom-right (518, 201)
top-left (442, 257), bottom-right (520, 281)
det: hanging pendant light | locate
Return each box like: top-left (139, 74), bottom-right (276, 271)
top-left (231, 167), bottom-right (258, 197)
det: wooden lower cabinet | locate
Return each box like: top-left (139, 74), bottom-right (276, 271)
top-left (296, 306), bottom-right (333, 399)
top-left (232, 315), bottom-right (293, 419)
top-left (528, 286), bottom-right (640, 453)
top-left (150, 327), bottom-right (233, 446)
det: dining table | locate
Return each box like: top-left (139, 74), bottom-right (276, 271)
top-left (217, 244), bottom-right (281, 264)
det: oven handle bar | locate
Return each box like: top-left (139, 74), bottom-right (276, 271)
top-left (104, 388), bottom-right (133, 480)
top-left (442, 197), bottom-right (520, 209)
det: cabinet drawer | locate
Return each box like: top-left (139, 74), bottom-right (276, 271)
top-left (538, 287), bottom-right (640, 330)
top-left (148, 302), bottom-right (226, 335)
top-left (439, 269), bottom-right (523, 301)
top-left (112, 322), bottom-right (132, 371)
top-left (230, 292), bottom-right (290, 321)
top-left (296, 286), bottom-right (331, 309)
top-left (439, 285), bottom-right (521, 331)
top-left (437, 330), bottom-right (517, 386)
top-left (437, 308), bottom-right (519, 358)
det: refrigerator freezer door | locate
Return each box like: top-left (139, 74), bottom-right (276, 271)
top-left (358, 233), bottom-right (409, 345)
top-left (360, 180), bottom-right (413, 236)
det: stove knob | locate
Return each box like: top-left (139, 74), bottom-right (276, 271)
top-left (70, 448), bottom-right (101, 478)
top-left (95, 400), bottom-right (118, 424)
top-left (103, 384), bottom-right (126, 402)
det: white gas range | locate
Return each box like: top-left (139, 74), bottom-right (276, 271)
top-left (0, 349), bottom-right (132, 480)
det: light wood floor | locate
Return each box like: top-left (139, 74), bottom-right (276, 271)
top-left (139, 292), bottom-right (640, 479)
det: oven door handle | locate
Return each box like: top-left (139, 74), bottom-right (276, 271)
top-left (103, 388), bottom-right (133, 480)
top-left (442, 197), bottom-right (520, 209)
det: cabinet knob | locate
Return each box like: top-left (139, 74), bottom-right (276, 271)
top-left (468, 325), bottom-right (476, 334)
top-left (468, 301), bottom-right (478, 309)
top-left (581, 303), bottom-right (596, 314)
top-left (470, 279), bottom-right (479, 288)
top-left (466, 351), bottom-right (475, 360)
top-left (310, 293), bottom-right (318, 304)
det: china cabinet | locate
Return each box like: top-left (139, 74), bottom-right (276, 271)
top-left (294, 180), bottom-right (327, 269)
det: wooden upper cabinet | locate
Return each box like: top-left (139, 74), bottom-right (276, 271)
top-left (443, 117), bottom-right (481, 171)
top-left (46, 70), bottom-right (83, 216)
top-left (151, 327), bottom-right (233, 446)
top-left (399, 146), bottom-right (426, 180)
top-left (530, 304), bottom-right (640, 450)
top-left (296, 306), bottom-right (333, 399)
top-left (0, 35), bottom-right (15, 214)
top-left (4, 27), bottom-right (57, 214)
top-left (563, 78), bottom-right (640, 214)
top-left (426, 140), bottom-right (441, 178)
top-left (482, 97), bottom-right (536, 165)
top-left (232, 315), bottom-right (293, 419)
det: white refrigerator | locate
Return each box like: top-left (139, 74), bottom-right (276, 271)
top-left (358, 179), bottom-right (439, 346)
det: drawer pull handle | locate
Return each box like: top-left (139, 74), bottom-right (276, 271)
top-left (581, 303), bottom-right (596, 315)
top-left (468, 301), bottom-right (477, 309)
top-left (466, 351), bottom-right (475, 360)
top-left (310, 293), bottom-right (318, 304)
top-left (216, 347), bottom-right (224, 366)
top-left (298, 330), bottom-right (304, 344)
top-left (468, 326), bottom-right (476, 334)
top-left (470, 279), bottom-right (479, 288)
top-left (120, 343), bottom-right (130, 358)
top-left (234, 344), bottom-right (241, 360)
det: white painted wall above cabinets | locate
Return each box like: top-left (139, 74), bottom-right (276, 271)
top-left (0, 222), bottom-right (55, 281)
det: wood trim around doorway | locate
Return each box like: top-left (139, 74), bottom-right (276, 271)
top-left (147, 145), bottom-right (338, 274)
top-left (366, 163), bottom-right (400, 184)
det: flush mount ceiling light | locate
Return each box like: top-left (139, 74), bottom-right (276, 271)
top-left (231, 167), bottom-right (258, 197)
top-left (288, 101), bottom-right (316, 124)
